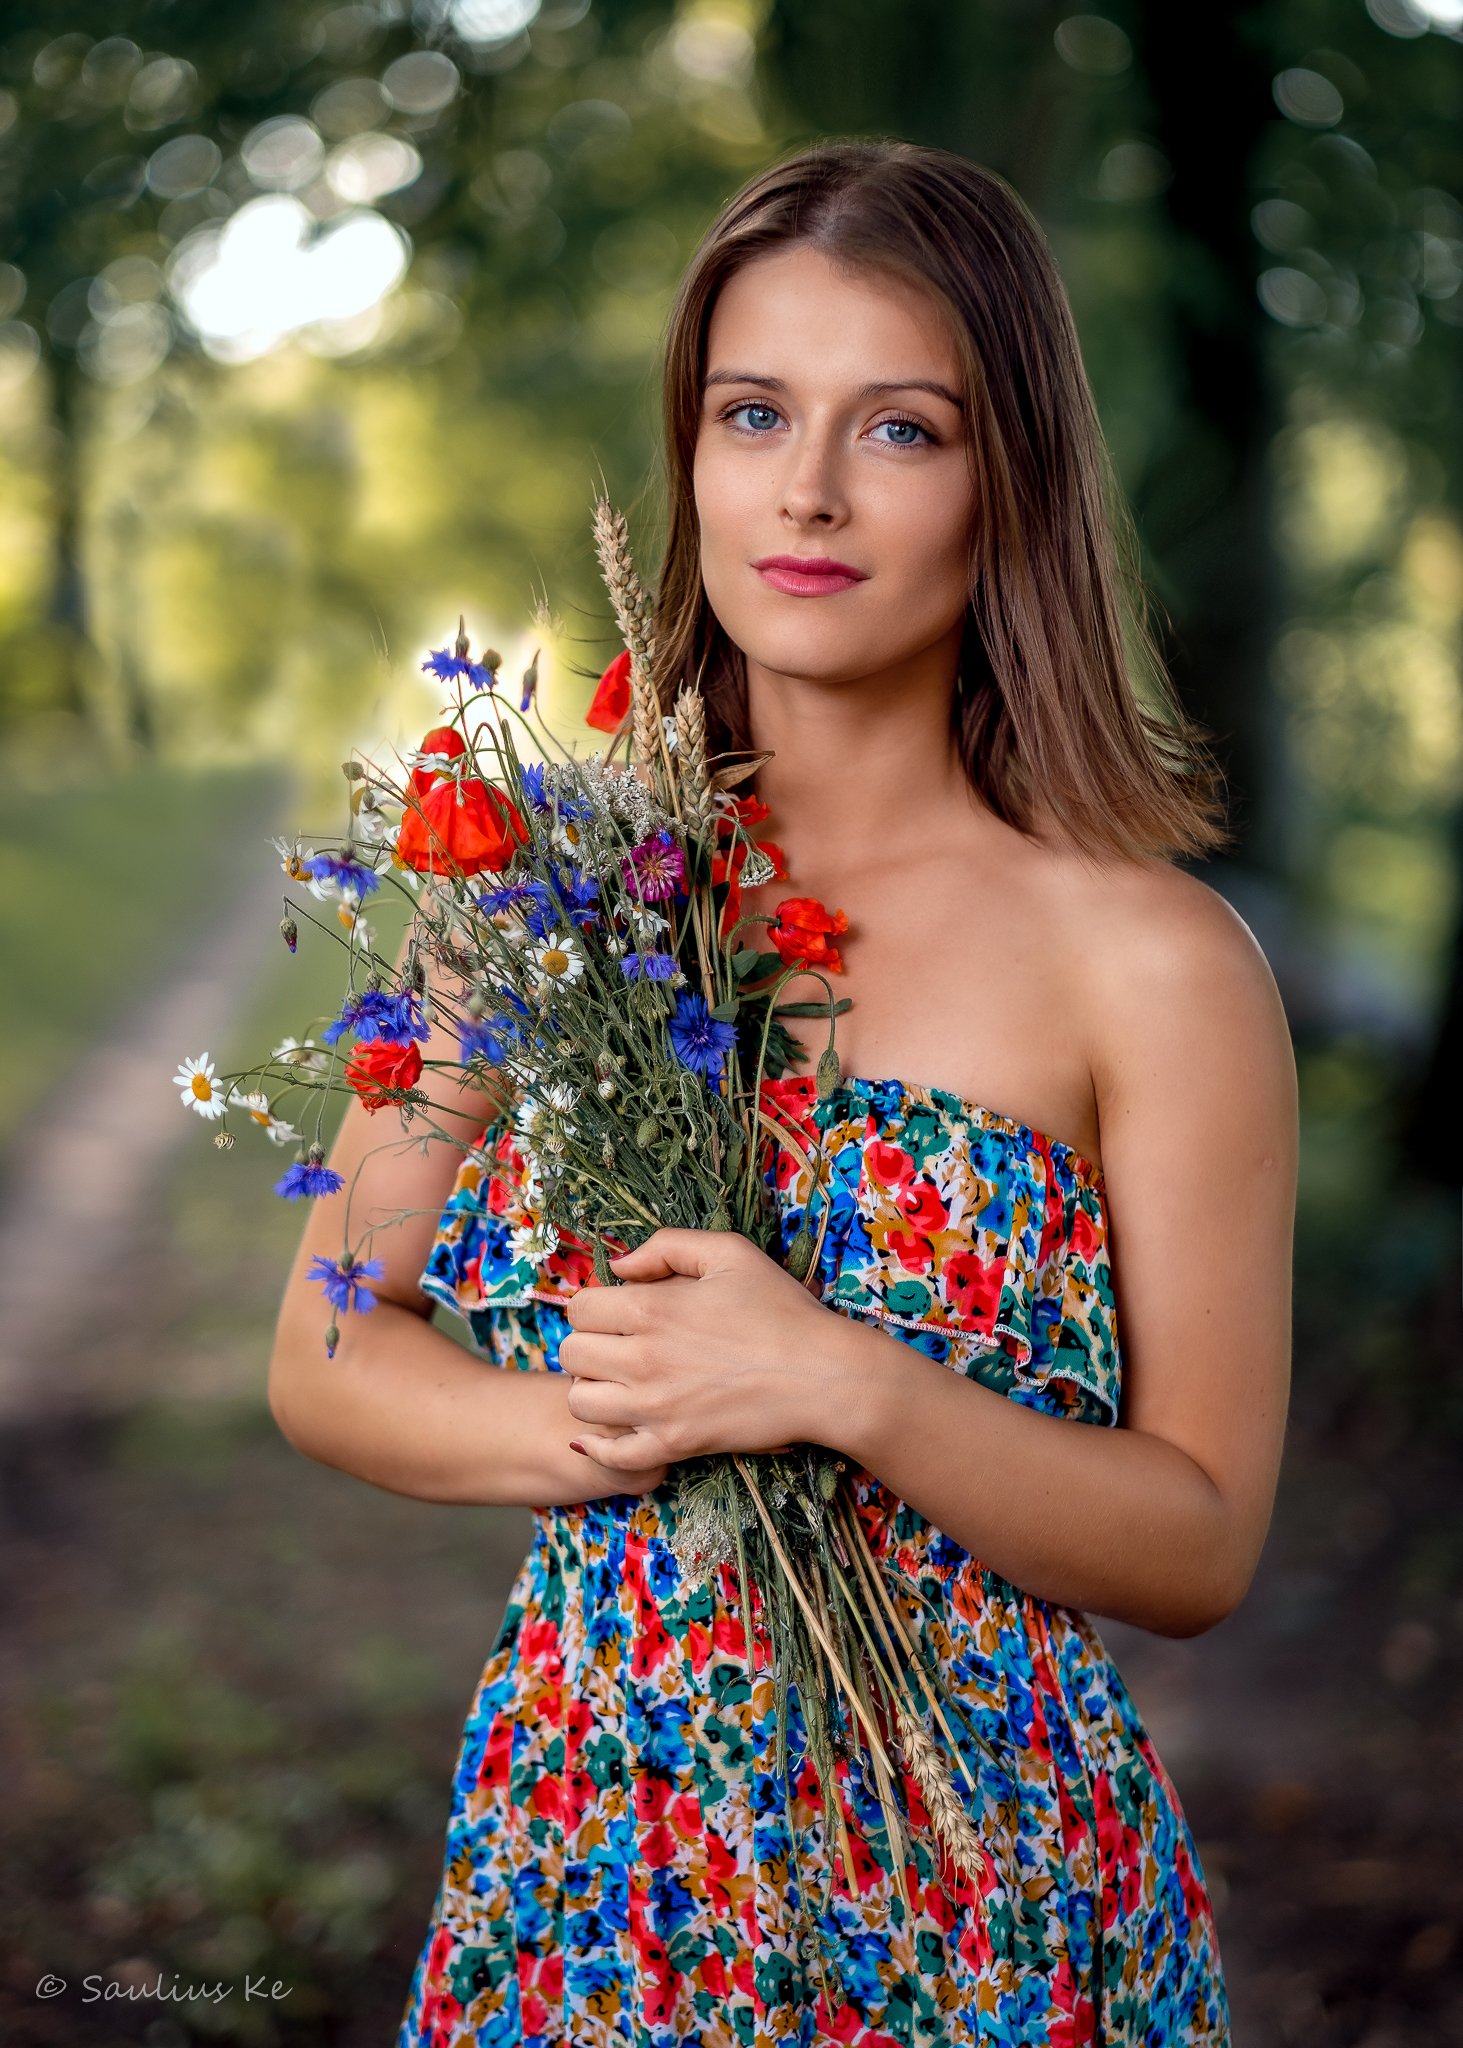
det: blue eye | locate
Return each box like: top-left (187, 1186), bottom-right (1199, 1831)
top-left (872, 417), bottom-right (929, 446)
top-left (725, 403), bottom-right (780, 432)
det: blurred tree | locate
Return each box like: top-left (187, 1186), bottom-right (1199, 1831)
top-left (0, 0), bottom-right (775, 763)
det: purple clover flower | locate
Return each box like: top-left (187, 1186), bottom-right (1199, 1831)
top-left (622, 829), bottom-right (685, 904)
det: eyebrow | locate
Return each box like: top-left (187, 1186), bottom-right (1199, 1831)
top-left (704, 369), bottom-right (966, 412)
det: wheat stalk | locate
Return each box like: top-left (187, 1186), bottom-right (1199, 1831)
top-left (894, 1704), bottom-right (996, 1890)
top-left (673, 686), bottom-right (715, 842)
top-left (591, 498), bottom-right (664, 781)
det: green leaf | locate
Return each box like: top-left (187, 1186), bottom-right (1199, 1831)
top-left (709, 998), bottom-right (740, 1022)
top-left (770, 998), bottom-right (854, 1018)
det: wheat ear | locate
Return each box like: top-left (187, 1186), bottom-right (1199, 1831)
top-left (591, 498), bottom-right (662, 777)
top-left (673, 686), bottom-right (715, 841)
top-left (894, 1705), bottom-right (996, 1890)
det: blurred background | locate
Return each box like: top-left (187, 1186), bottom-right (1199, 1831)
top-left (0, 0), bottom-right (1460, 2040)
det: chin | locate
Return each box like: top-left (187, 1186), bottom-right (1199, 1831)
top-left (716, 618), bottom-right (883, 683)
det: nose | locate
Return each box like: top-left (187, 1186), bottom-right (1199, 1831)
top-left (778, 417), bottom-right (849, 530)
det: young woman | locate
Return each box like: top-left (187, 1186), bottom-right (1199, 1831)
top-left (268, 139), bottom-right (1296, 2046)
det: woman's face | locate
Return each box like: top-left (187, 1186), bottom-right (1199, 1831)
top-left (693, 242), bottom-right (977, 687)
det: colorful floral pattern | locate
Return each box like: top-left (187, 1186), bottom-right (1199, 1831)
top-left (397, 1073), bottom-right (1231, 2045)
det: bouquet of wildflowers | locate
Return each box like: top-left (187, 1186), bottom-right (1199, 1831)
top-left (174, 501), bottom-right (1002, 1966)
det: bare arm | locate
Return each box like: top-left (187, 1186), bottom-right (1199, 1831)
top-left (823, 873), bottom-right (1298, 1637)
top-left (266, 932), bottom-right (668, 1507)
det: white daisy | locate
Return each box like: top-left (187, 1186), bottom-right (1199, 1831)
top-left (541, 1078), bottom-right (580, 1115)
top-left (350, 788), bottom-right (396, 844)
top-left (334, 900), bottom-right (376, 950)
top-left (550, 813), bottom-right (589, 859)
top-left (272, 1036), bottom-right (331, 1076)
top-left (627, 903), bottom-right (670, 942)
top-left (529, 929), bottom-right (585, 985)
top-left (174, 1052), bottom-right (226, 1119)
top-left (226, 1087), bottom-right (300, 1146)
top-left (271, 835), bottom-right (318, 884)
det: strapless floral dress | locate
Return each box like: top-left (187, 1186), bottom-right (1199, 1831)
top-left (395, 1071), bottom-right (1231, 2047)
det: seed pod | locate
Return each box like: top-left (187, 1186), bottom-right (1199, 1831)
top-left (636, 1115), bottom-right (660, 1148)
top-left (784, 1225), bottom-right (815, 1279)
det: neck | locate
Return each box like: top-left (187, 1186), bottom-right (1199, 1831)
top-left (740, 627), bottom-right (973, 854)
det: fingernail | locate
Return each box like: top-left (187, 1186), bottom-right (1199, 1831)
top-left (569, 1440), bottom-right (589, 1455)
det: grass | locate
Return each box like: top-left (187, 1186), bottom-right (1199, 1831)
top-left (0, 758), bottom-right (293, 1148)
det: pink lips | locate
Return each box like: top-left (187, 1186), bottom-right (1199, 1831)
top-left (753, 553), bottom-right (869, 597)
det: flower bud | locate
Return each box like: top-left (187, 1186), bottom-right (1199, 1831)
top-left (214, 1130), bottom-right (235, 1150)
top-left (815, 1046), bottom-right (842, 1098)
top-left (280, 916), bottom-right (298, 953)
top-left (784, 1225), bottom-right (815, 1279)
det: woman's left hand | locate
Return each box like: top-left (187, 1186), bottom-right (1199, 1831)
top-left (558, 1227), bottom-right (847, 1473)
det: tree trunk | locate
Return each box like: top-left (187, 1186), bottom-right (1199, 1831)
top-left (1131, 2), bottom-right (1289, 881)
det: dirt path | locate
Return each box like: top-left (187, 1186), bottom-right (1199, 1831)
top-left (0, 819), bottom-right (288, 1422)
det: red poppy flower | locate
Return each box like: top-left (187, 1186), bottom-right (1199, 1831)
top-left (395, 776), bottom-right (528, 877)
top-left (345, 1036), bottom-right (424, 1112)
top-left (585, 648), bottom-right (633, 731)
top-left (767, 895), bottom-right (850, 973)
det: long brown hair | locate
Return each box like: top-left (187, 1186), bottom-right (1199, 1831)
top-left (649, 137), bottom-right (1230, 865)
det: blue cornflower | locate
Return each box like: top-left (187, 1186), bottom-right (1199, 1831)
top-left (422, 647), bottom-right (496, 689)
top-left (322, 987), bottom-right (397, 1046)
top-left (520, 761), bottom-right (552, 812)
top-left (308, 1252), bottom-right (385, 1332)
top-left (306, 852), bottom-right (381, 898)
top-left (549, 862), bottom-right (600, 927)
top-left (620, 950), bottom-right (678, 981)
top-left (476, 878), bottom-right (555, 936)
top-left (274, 1148), bottom-right (345, 1200)
top-left (666, 989), bottom-right (737, 1083)
top-left (368, 988), bottom-right (429, 1046)
top-left (458, 1015), bottom-right (515, 1065)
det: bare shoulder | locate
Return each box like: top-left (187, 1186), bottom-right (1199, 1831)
top-left (1056, 850), bottom-right (1298, 1175)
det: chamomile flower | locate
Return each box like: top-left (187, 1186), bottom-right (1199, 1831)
top-left (550, 813), bottom-right (590, 860)
top-left (626, 903), bottom-right (671, 943)
top-left (272, 835), bottom-right (318, 884)
top-left (272, 1036), bottom-right (331, 1076)
top-left (335, 900), bottom-right (376, 949)
top-left (528, 929), bottom-right (585, 986)
top-left (226, 1087), bottom-right (300, 1146)
top-left (174, 1052), bottom-right (226, 1119)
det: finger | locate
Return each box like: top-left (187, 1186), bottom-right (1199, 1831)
top-left (608, 1227), bottom-right (726, 1283)
top-left (558, 1332), bottom-right (644, 1381)
top-left (570, 1428), bottom-right (663, 1471)
top-left (564, 1377), bottom-right (639, 1427)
